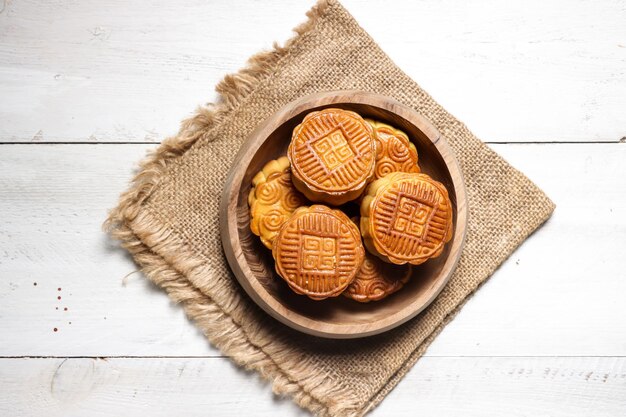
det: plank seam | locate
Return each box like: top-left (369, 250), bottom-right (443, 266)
top-left (1, 355), bottom-right (624, 359)
top-left (0, 141), bottom-right (622, 145)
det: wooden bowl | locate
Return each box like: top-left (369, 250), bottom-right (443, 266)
top-left (220, 91), bottom-right (467, 339)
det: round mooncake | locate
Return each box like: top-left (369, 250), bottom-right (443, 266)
top-left (272, 205), bottom-right (365, 300)
top-left (343, 217), bottom-right (413, 302)
top-left (366, 119), bottom-right (420, 180)
top-left (288, 108), bottom-right (376, 205)
top-left (248, 157), bottom-right (307, 249)
top-left (360, 172), bottom-right (453, 265)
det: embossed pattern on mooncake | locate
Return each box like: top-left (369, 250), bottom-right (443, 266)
top-left (343, 247), bottom-right (412, 302)
top-left (272, 205), bottom-right (364, 300)
top-left (366, 119), bottom-right (420, 180)
top-left (361, 172), bottom-right (453, 265)
top-left (248, 157), bottom-right (307, 249)
top-left (288, 108), bottom-right (375, 205)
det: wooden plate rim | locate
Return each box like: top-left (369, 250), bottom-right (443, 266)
top-left (219, 90), bottom-right (468, 339)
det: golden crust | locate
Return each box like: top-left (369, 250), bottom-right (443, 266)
top-left (343, 218), bottom-right (412, 302)
top-left (360, 172), bottom-right (453, 265)
top-left (366, 119), bottom-right (420, 180)
top-left (272, 205), bottom-right (364, 300)
top-left (248, 156), bottom-right (306, 249)
top-left (288, 108), bottom-right (375, 205)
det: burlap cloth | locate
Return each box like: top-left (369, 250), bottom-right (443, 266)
top-left (106, 1), bottom-right (555, 415)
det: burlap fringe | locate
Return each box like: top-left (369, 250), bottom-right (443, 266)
top-left (104, 1), bottom-right (363, 416)
top-left (127, 209), bottom-right (361, 416)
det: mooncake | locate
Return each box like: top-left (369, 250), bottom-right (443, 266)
top-left (272, 205), bottom-right (364, 300)
top-left (360, 172), bottom-right (453, 265)
top-left (343, 218), bottom-right (412, 302)
top-left (288, 108), bottom-right (376, 205)
top-left (248, 156), bottom-right (306, 249)
top-left (366, 119), bottom-right (420, 180)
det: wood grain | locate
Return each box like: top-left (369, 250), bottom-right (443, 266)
top-left (1, 1), bottom-right (625, 414)
top-left (220, 91), bottom-right (467, 338)
top-left (0, 143), bottom-right (625, 356)
top-left (0, 144), bottom-right (217, 357)
top-left (0, 0), bottom-right (624, 143)
top-left (0, 357), bottom-right (624, 416)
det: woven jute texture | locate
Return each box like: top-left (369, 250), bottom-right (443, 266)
top-left (106, 1), bottom-right (555, 415)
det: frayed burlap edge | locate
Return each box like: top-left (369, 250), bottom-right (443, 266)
top-left (104, 1), bottom-right (365, 416)
top-left (125, 209), bottom-right (361, 416)
top-left (104, 0), bottom-right (556, 415)
top-left (117, 211), bottom-right (360, 416)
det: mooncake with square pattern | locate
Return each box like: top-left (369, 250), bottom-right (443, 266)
top-left (288, 108), bottom-right (376, 205)
top-left (360, 172), bottom-right (453, 265)
top-left (272, 205), bottom-right (364, 300)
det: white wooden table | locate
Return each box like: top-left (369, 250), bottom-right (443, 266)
top-left (1, 1), bottom-right (625, 415)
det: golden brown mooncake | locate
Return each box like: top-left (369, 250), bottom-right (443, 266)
top-left (272, 205), bottom-right (365, 300)
top-left (343, 254), bottom-right (412, 302)
top-left (360, 172), bottom-right (453, 265)
top-left (343, 217), bottom-right (412, 302)
top-left (288, 108), bottom-right (376, 205)
top-left (248, 156), bottom-right (307, 249)
top-left (366, 119), bottom-right (420, 180)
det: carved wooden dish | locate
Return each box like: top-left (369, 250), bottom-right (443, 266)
top-left (220, 91), bottom-right (467, 339)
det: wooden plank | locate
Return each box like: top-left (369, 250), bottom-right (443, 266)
top-left (348, 0), bottom-right (626, 144)
top-left (430, 142), bottom-right (626, 356)
top-left (0, 0), bottom-right (624, 143)
top-left (0, 0), bottom-right (311, 143)
top-left (0, 143), bottom-right (625, 357)
top-left (0, 357), bottom-right (624, 416)
top-left (0, 144), bottom-right (217, 357)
